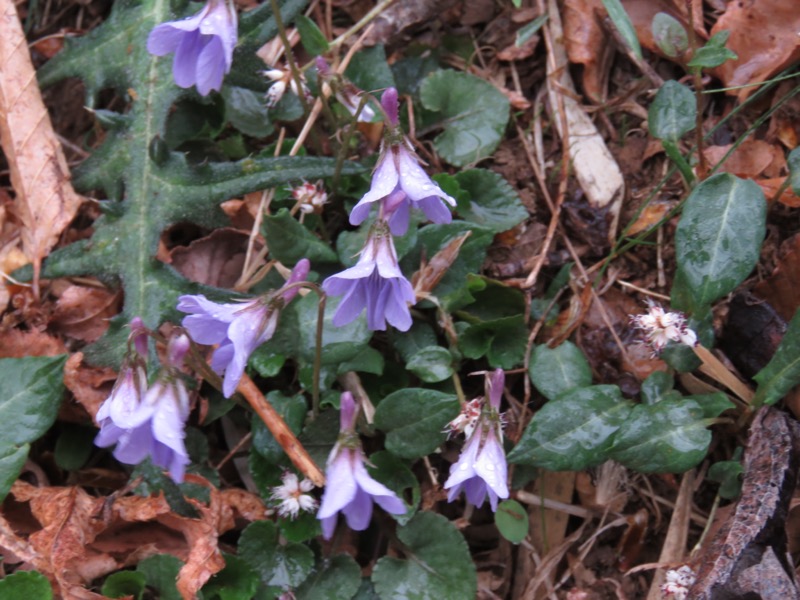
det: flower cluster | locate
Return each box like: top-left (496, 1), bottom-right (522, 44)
top-left (95, 321), bottom-right (192, 483)
top-left (660, 565), bottom-right (696, 600)
top-left (630, 301), bottom-right (697, 355)
top-left (317, 393), bottom-right (406, 539)
top-left (290, 181), bottom-right (328, 215)
top-left (322, 87), bottom-right (457, 331)
top-left (147, 0), bottom-right (238, 96)
top-left (270, 472), bottom-right (318, 519)
top-left (178, 259), bottom-right (310, 397)
top-left (444, 369), bottom-right (509, 511)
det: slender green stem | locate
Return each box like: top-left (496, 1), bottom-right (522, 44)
top-left (662, 140), bottom-right (695, 187)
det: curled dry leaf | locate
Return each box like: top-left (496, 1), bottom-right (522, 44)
top-left (0, 328), bottom-right (66, 358)
top-left (63, 352), bottom-right (117, 420)
top-left (412, 231), bottom-right (472, 299)
top-left (711, 0), bottom-right (800, 102)
top-left (703, 139), bottom-right (786, 180)
top-left (51, 284), bottom-right (121, 343)
top-left (0, 0), bottom-right (82, 297)
top-left (167, 227), bottom-right (252, 288)
top-left (754, 233), bottom-right (800, 322)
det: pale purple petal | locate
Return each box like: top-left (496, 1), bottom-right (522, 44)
top-left (342, 487), bottom-right (373, 531)
top-left (488, 369), bottom-right (505, 409)
top-left (317, 451), bottom-right (358, 520)
top-left (353, 460), bottom-right (406, 515)
top-left (418, 196), bottom-right (453, 225)
top-left (172, 30), bottom-right (204, 89)
top-left (464, 477), bottom-right (489, 507)
top-left (320, 515), bottom-right (338, 540)
top-left (357, 152), bottom-right (400, 207)
top-left (112, 424), bottom-right (155, 465)
top-left (396, 146), bottom-right (456, 206)
top-left (195, 36), bottom-right (226, 95)
top-left (381, 87), bottom-right (399, 126)
top-left (340, 392), bottom-right (357, 431)
top-left (330, 282), bottom-right (366, 328)
top-left (386, 199), bottom-right (410, 236)
top-left (281, 258), bottom-right (311, 302)
top-left (383, 279), bottom-right (414, 331)
top-left (444, 434), bottom-right (479, 490)
top-left (94, 422), bottom-right (125, 448)
top-left (474, 433), bottom-right (509, 503)
top-left (349, 201), bottom-right (373, 227)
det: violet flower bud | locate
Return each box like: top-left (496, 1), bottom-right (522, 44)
top-left (147, 0), bottom-right (238, 96)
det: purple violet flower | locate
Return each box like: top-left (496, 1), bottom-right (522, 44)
top-left (178, 259), bottom-right (310, 397)
top-left (95, 333), bottom-right (192, 483)
top-left (444, 369), bottom-right (509, 511)
top-left (349, 88), bottom-right (456, 236)
top-left (322, 222), bottom-right (415, 331)
top-left (317, 393), bottom-right (406, 539)
top-left (147, 0), bottom-right (238, 96)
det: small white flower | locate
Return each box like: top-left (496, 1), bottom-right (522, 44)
top-left (263, 68), bottom-right (311, 108)
top-left (446, 398), bottom-right (483, 439)
top-left (631, 302), bottom-right (697, 355)
top-left (270, 472), bottom-right (318, 519)
top-left (660, 565), bottom-right (696, 599)
top-left (291, 181), bottom-right (328, 214)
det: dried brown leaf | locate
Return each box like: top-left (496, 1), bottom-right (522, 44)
top-left (754, 233), bottom-right (800, 321)
top-left (0, 328), bottom-right (66, 358)
top-left (0, 0), bottom-right (82, 296)
top-left (167, 228), bottom-right (252, 288)
top-left (63, 352), bottom-right (117, 420)
top-left (51, 284), bottom-right (121, 342)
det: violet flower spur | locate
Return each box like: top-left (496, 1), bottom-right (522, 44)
top-left (95, 334), bottom-right (192, 483)
top-left (147, 0), bottom-right (238, 96)
top-left (349, 88), bottom-right (457, 236)
top-left (178, 259), bottom-right (310, 397)
top-left (322, 222), bottom-right (415, 331)
top-left (444, 369), bottom-right (509, 511)
top-left (317, 393), bottom-right (406, 540)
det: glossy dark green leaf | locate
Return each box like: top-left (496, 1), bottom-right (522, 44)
top-left (649, 80), bottom-right (696, 142)
top-left (754, 308), bottom-right (800, 406)
top-left (136, 554), bottom-right (183, 600)
top-left (406, 346), bottom-right (454, 383)
top-left (223, 86), bottom-right (273, 138)
top-left (0, 571), bottom-right (52, 599)
top-left (101, 571), bottom-right (146, 599)
top-left (687, 30), bottom-right (738, 69)
top-left (651, 12), bottom-right (688, 57)
top-left (708, 453), bottom-right (743, 500)
top-left (368, 450), bottom-right (420, 524)
top-left (528, 342), bottom-right (591, 401)
top-left (449, 169), bottom-right (528, 233)
top-left (420, 70), bottom-right (510, 166)
top-left (252, 392), bottom-right (307, 465)
top-left (295, 555), bottom-right (361, 600)
top-left (239, 521), bottom-right (314, 588)
top-left (391, 322), bottom-right (438, 362)
top-left (295, 14), bottom-right (330, 55)
top-left (54, 424), bottom-right (95, 471)
top-left (508, 385), bottom-right (631, 470)
top-left (262, 208), bottom-right (338, 264)
top-left (674, 173), bottom-right (766, 308)
top-left (0, 355), bottom-right (66, 502)
top-left (602, 0), bottom-right (642, 59)
top-left (201, 553), bottom-right (260, 600)
top-left (373, 389), bottom-right (459, 459)
top-left (609, 399), bottom-right (713, 472)
top-left (640, 371), bottom-right (680, 405)
top-left (495, 500), bottom-right (529, 544)
top-left (460, 316), bottom-right (527, 369)
top-left (372, 512), bottom-right (476, 600)
top-left (345, 45), bottom-right (396, 94)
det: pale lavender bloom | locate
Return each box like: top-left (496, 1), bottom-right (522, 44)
top-left (147, 0), bottom-right (238, 96)
top-left (317, 393), bottom-right (406, 539)
top-left (178, 259), bottom-right (310, 397)
top-left (95, 334), bottom-right (192, 483)
top-left (322, 223), bottom-right (415, 331)
top-left (349, 88), bottom-right (456, 235)
top-left (444, 369), bottom-right (509, 511)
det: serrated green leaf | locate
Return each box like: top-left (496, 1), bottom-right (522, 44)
top-left (373, 389), bottom-right (459, 459)
top-left (202, 553), bottom-right (260, 600)
top-left (448, 169), bottom-right (528, 233)
top-left (239, 521), bottom-right (314, 588)
top-left (295, 14), bottom-right (330, 55)
top-left (0, 571), bottom-right (52, 599)
top-left (136, 554), bottom-right (183, 600)
top-left (406, 346), bottom-right (454, 383)
top-left (295, 555), bottom-right (361, 600)
top-left (495, 499), bottom-right (529, 544)
top-left (602, 0), bottom-right (642, 59)
top-left (419, 70), bottom-right (510, 166)
top-left (0, 355), bottom-right (66, 502)
top-left (651, 12), bottom-right (688, 58)
top-left (101, 571), bottom-right (146, 599)
top-left (674, 173), bottom-right (766, 309)
top-left (649, 81), bottom-right (696, 142)
top-left (508, 385), bottom-right (631, 470)
top-left (609, 399), bottom-right (712, 472)
top-left (372, 512), bottom-right (476, 600)
top-left (529, 342), bottom-right (591, 401)
top-left (754, 308), bottom-right (800, 406)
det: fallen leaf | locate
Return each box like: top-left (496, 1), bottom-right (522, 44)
top-left (626, 200), bottom-right (676, 236)
top-left (51, 284), bottom-right (121, 343)
top-left (703, 139), bottom-right (786, 179)
top-left (0, 0), bottom-right (83, 297)
top-left (63, 352), bottom-right (117, 421)
top-left (710, 0), bottom-right (800, 102)
top-left (0, 328), bottom-right (66, 358)
top-left (167, 228), bottom-right (252, 288)
top-left (754, 233), bottom-right (800, 321)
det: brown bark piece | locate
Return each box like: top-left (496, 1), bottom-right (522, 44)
top-left (689, 407), bottom-right (800, 599)
top-left (0, 0), bottom-right (82, 297)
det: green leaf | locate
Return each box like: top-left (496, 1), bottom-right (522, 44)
top-left (640, 371), bottom-right (681, 405)
top-left (528, 342), bottom-right (591, 401)
top-left (368, 451), bottom-right (420, 524)
top-left (649, 80), bottom-right (696, 142)
top-left (297, 408), bottom-right (340, 475)
top-left (202, 553), bottom-right (260, 600)
top-left (345, 45), bottom-right (396, 94)
top-left (262, 208), bottom-right (338, 264)
top-left (372, 512), bottom-right (476, 600)
top-left (0, 355), bottom-right (66, 502)
top-left (688, 30), bottom-right (738, 69)
top-left (651, 13), bottom-right (688, 58)
top-left (674, 173), bottom-right (766, 309)
top-left (495, 500), bottom-right (529, 544)
top-left (789, 147), bottom-right (800, 196)
top-left (373, 389), bottom-right (460, 459)
top-left (754, 308), bottom-right (800, 406)
top-left (601, 0), bottom-right (642, 59)
top-left (101, 571), bottom-right (146, 599)
top-left (708, 453), bottom-right (743, 500)
top-left (508, 385), bottom-right (631, 470)
top-left (337, 346), bottom-right (385, 376)
top-left (136, 554), bottom-right (183, 600)
top-left (447, 170), bottom-right (528, 233)
top-left (406, 346), bottom-right (454, 383)
top-left (223, 86), bottom-right (273, 138)
top-left (249, 347), bottom-right (286, 378)
top-left (279, 511), bottom-right (322, 543)
top-left (251, 392), bottom-right (307, 465)
top-left (459, 276), bottom-right (526, 322)
top-left (460, 315), bottom-right (527, 369)
top-left (609, 399), bottom-right (712, 472)
top-left (54, 424), bottom-right (95, 471)
top-left (0, 571), bottom-right (53, 599)
top-left (295, 555), bottom-right (361, 600)
top-left (391, 322), bottom-right (438, 362)
top-left (420, 70), bottom-right (510, 166)
top-left (295, 14), bottom-right (330, 55)
top-left (516, 15), bottom-right (548, 47)
top-left (239, 521), bottom-right (314, 588)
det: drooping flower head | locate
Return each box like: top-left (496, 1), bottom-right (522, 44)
top-left (322, 221), bottom-right (415, 331)
top-left (263, 67), bottom-right (312, 108)
top-left (178, 259), bottom-right (310, 397)
top-left (270, 471), bottom-right (318, 519)
top-left (147, 0), bottom-right (238, 96)
top-left (315, 57), bottom-right (376, 123)
top-left (349, 88), bottom-right (457, 236)
top-left (630, 300), bottom-right (697, 356)
top-left (95, 331), bottom-right (192, 483)
top-left (444, 369), bottom-right (509, 511)
top-left (317, 393), bottom-right (406, 540)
